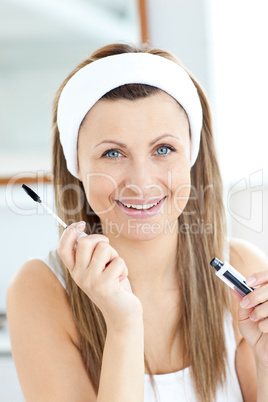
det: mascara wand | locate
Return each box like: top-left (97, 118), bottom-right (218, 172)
top-left (22, 184), bottom-right (68, 229)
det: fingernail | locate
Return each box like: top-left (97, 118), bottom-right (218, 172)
top-left (77, 221), bottom-right (86, 232)
top-left (246, 276), bottom-right (256, 286)
top-left (250, 312), bottom-right (256, 321)
top-left (76, 232), bottom-right (87, 243)
top-left (240, 298), bottom-right (250, 308)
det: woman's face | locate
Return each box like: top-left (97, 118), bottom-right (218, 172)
top-left (77, 90), bottom-right (191, 241)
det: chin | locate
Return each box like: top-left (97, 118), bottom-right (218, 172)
top-left (123, 231), bottom-right (161, 242)
top-left (114, 220), bottom-right (171, 242)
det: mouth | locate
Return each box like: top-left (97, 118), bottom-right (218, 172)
top-left (117, 197), bottom-right (164, 209)
top-left (115, 196), bottom-right (167, 217)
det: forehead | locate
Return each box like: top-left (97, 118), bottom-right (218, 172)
top-left (81, 90), bottom-right (188, 130)
top-left (77, 92), bottom-right (191, 155)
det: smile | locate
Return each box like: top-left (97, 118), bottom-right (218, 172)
top-left (117, 199), bottom-right (163, 210)
top-left (115, 196), bottom-right (167, 218)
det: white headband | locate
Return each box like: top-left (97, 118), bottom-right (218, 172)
top-left (57, 52), bottom-right (203, 178)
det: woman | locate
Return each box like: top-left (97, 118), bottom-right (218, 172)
top-left (6, 43), bottom-right (268, 402)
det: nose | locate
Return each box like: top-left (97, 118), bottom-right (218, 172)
top-left (122, 158), bottom-right (161, 197)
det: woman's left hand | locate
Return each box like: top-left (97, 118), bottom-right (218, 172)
top-left (237, 269), bottom-right (268, 367)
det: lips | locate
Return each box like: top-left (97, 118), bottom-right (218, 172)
top-left (117, 197), bottom-right (165, 206)
top-left (115, 196), bottom-right (167, 219)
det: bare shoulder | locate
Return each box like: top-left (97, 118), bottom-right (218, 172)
top-left (6, 259), bottom-right (97, 402)
top-left (7, 258), bottom-right (77, 343)
top-left (7, 257), bottom-right (69, 302)
top-left (229, 237), bottom-right (268, 277)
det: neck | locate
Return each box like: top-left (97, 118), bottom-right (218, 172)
top-left (107, 229), bottom-right (179, 297)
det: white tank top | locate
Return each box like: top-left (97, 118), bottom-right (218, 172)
top-left (36, 250), bottom-right (243, 402)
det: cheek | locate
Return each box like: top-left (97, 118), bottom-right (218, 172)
top-left (83, 175), bottom-right (117, 214)
top-left (173, 184), bottom-right (191, 215)
top-left (170, 167), bottom-right (191, 215)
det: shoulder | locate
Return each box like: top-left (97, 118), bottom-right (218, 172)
top-left (6, 258), bottom-right (79, 347)
top-left (6, 259), bottom-right (97, 401)
top-left (7, 257), bottom-right (65, 304)
top-left (229, 237), bottom-right (268, 277)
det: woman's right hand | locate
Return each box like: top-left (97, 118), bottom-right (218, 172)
top-left (57, 221), bottom-right (143, 332)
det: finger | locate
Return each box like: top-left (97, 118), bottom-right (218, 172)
top-left (249, 301), bottom-right (268, 322)
top-left (74, 232), bottom-right (88, 250)
top-left (246, 269), bottom-right (268, 287)
top-left (229, 288), bottom-right (243, 303)
top-left (258, 318), bottom-right (268, 333)
top-left (57, 221), bottom-right (86, 270)
top-left (238, 303), bottom-right (254, 322)
top-left (240, 283), bottom-right (268, 309)
top-left (84, 241), bottom-right (118, 278)
top-left (74, 234), bottom-right (110, 271)
top-left (119, 265), bottom-right (128, 281)
top-left (102, 257), bottom-right (128, 284)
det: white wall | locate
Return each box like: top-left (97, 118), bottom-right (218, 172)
top-left (210, 0), bottom-right (268, 254)
top-left (0, 183), bottom-right (59, 312)
top-left (146, 0), bottom-right (213, 98)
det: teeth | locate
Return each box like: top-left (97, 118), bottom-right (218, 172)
top-left (119, 200), bottom-right (161, 210)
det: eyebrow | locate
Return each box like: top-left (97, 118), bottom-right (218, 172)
top-left (94, 134), bottom-right (180, 148)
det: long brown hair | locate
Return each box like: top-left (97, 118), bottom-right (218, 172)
top-left (51, 43), bottom-right (230, 402)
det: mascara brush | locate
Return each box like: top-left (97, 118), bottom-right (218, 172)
top-left (22, 184), bottom-right (88, 247)
top-left (22, 184), bottom-right (68, 229)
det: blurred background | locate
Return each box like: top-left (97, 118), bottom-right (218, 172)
top-left (0, 0), bottom-right (267, 399)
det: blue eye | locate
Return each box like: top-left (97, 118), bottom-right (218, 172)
top-left (101, 145), bottom-right (176, 160)
top-left (102, 149), bottom-right (122, 159)
top-left (155, 145), bottom-right (176, 156)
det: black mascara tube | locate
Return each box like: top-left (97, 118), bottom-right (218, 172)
top-left (210, 258), bottom-right (255, 297)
